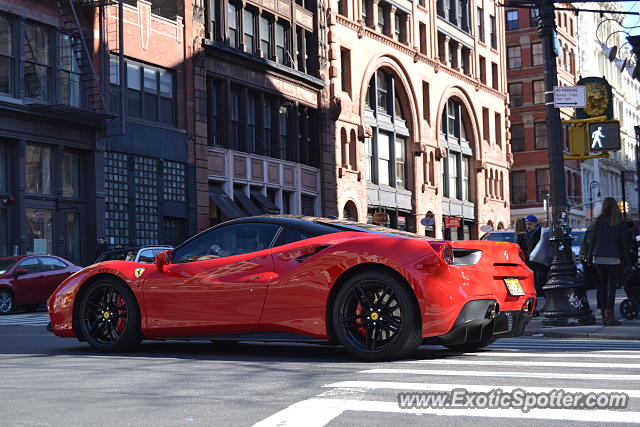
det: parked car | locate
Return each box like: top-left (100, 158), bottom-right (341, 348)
top-left (49, 216), bottom-right (534, 360)
top-left (0, 255), bottom-right (82, 314)
top-left (95, 246), bottom-right (173, 264)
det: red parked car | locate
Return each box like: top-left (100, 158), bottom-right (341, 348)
top-left (48, 216), bottom-right (535, 360)
top-left (0, 255), bottom-right (82, 314)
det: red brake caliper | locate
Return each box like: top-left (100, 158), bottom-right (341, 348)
top-left (115, 295), bottom-right (126, 333)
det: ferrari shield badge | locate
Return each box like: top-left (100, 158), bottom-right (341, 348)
top-left (134, 268), bottom-right (145, 278)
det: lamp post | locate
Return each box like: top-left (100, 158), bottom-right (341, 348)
top-left (537, 0), bottom-right (594, 326)
top-left (589, 181), bottom-right (600, 221)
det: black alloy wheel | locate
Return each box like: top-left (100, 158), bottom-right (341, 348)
top-left (0, 288), bottom-right (14, 314)
top-left (77, 278), bottom-right (142, 352)
top-left (620, 299), bottom-right (639, 320)
top-left (332, 270), bottom-right (422, 361)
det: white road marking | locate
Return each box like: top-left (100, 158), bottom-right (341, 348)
top-left (0, 313), bottom-right (49, 326)
top-left (252, 398), bottom-right (640, 426)
top-left (401, 359), bottom-right (640, 369)
top-left (361, 368), bottom-right (640, 381)
top-left (449, 351), bottom-right (640, 359)
top-left (323, 381), bottom-right (640, 397)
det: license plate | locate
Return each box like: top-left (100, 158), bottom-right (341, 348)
top-left (504, 278), bottom-right (525, 296)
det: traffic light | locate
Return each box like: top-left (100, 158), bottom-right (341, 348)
top-left (619, 200), bottom-right (629, 214)
top-left (568, 126), bottom-right (588, 157)
top-left (587, 121), bottom-right (621, 152)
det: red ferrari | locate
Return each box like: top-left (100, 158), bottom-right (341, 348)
top-left (48, 216), bottom-right (535, 360)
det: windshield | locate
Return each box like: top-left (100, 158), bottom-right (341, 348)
top-left (97, 250), bottom-right (137, 262)
top-left (0, 259), bottom-right (17, 275)
top-left (315, 219), bottom-right (434, 241)
top-left (483, 232), bottom-right (516, 243)
top-left (570, 230), bottom-right (585, 247)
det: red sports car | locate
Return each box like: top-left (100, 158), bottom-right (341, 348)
top-left (0, 255), bottom-right (82, 314)
top-left (48, 216), bottom-right (535, 360)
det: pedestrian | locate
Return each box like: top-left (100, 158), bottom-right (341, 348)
top-left (515, 218), bottom-right (527, 254)
top-left (583, 197), bottom-right (635, 326)
top-left (522, 215), bottom-right (548, 297)
top-left (96, 237), bottom-right (109, 260)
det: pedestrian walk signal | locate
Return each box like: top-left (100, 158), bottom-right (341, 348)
top-left (587, 121), bottom-right (620, 152)
top-left (619, 201), bottom-right (629, 214)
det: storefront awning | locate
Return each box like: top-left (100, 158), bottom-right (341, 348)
top-left (250, 190), bottom-right (281, 214)
top-left (210, 186), bottom-right (244, 219)
top-left (233, 189), bottom-right (262, 216)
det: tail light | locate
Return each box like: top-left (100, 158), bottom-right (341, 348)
top-left (428, 241), bottom-right (455, 264)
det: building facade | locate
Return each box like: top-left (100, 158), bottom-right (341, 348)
top-left (326, 0), bottom-right (511, 238)
top-left (577, 1), bottom-right (639, 222)
top-left (506, 4), bottom-right (584, 227)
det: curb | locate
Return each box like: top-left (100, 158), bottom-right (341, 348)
top-left (524, 329), bottom-right (640, 341)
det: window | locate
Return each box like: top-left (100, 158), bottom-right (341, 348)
top-left (337, 0), bottom-right (348, 17)
top-left (17, 257), bottom-right (41, 274)
top-left (301, 195), bottom-right (315, 216)
top-left (26, 208), bottom-right (53, 254)
top-left (536, 169), bottom-right (550, 201)
top-left (243, 9), bottom-right (256, 54)
top-left (62, 151), bottom-right (80, 198)
top-left (377, 3), bottom-right (387, 34)
top-left (489, 15), bottom-right (497, 48)
top-left (491, 62), bottom-right (499, 89)
top-left (395, 136), bottom-right (406, 188)
top-left (172, 223), bottom-right (281, 262)
top-left (506, 10), bottom-right (518, 30)
top-left (507, 45), bottom-right (521, 69)
top-left (275, 22), bottom-right (288, 65)
top-left (228, 3), bottom-right (239, 48)
top-left (247, 93), bottom-right (257, 153)
top-left (447, 153), bottom-right (459, 199)
top-left (362, 0), bottom-right (369, 25)
top-left (508, 82), bottom-right (523, 106)
top-left (59, 34), bottom-right (81, 107)
top-left (0, 14), bottom-right (13, 95)
top-left (511, 170), bottom-right (527, 203)
top-left (479, 56), bottom-right (486, 83)
top-left (422, 81), bottom-right (430, 123)
top-left (530, 8), bottom-right (539, 27)
top-left (23, 22), bottom-right (50, 101)
top-left (143, 68), bottom-right (158, 121)
top-left (126, 62), bottom-right (141, 118)
top-left (260, 15), bottom-right (272, 58)
top-left (25, 144), bottom-right (51, 194)
top-left (510, 124), bottom-right (524, 152)
top-left (264, 98), bottom-right (274, 157)
top-left (163, 160), bottom-right (186, 202)
top-left (533, 80), bottom-right (545, 104)
top-left (441, 99), bottom-right (472, 202)
top-left (138, 249), bottom-right (155, 263)
top-left (274, 227), bottom-right (316, 247)
top-left (495, 113), bottom-right (502, 147)
top-left (340, 47), bottom-right (351, 96)
top-left (40, 256), bottom-right (68, 271)
top-left (535, 122), bottom-right (548, 149)
top-left (0, 144), bottom-right (6, 192)
top-left (482, 108), bottom-right (490, 141)
top-left (133, 156), bottom-right (159, 246)
top-left (395, 12), bottom-right (404, 41)
top-left (531, 42), bottom-right (543, 66)
top-left (230, 88), bottom-right (240, 150)
top-left (159, 70), bottom-right (174, 125)
top-left (477, 7), bottom-right (484, 42)
top-left (419, 22), bottom-right (427, 55)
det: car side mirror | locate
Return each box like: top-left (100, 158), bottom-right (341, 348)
top-left (155, 250), bottom-right (172, 271)
top-left (14, 268), bottom-right (28, 276)
top-left (210, 245), bottom-right (222, 256)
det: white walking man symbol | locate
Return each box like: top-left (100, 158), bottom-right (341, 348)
top-left (591, 126), bottom-right (605, 148)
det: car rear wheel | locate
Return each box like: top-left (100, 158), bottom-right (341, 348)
top-left (332, 271), bottom-right (422, 361)
top-left (77, 278), bottom-right (142, 352)
top-left (0, 289), bottom-right (14, 314)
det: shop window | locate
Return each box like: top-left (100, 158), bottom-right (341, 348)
top-left (26, 208), bottom-right (53, 254)
top-left (62, 151), bottom-right (80, 198)
top-left (25, 144), bottom-right (52, 194)
top-left (301, 195), bottom-right (315, 216)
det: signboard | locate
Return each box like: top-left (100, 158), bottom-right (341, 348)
top-left (444, 217), bottom-right (461, 228)
top-left (587, 121), bottom-right (620, 152)
top-left (479, 224), bottom-right (494, 233)
top-left (372, 211), bottom-right (389, 224)
top-left (420, 217), bottom-right (435, 227)
top-left (553, 86), bottom-right (586, 108)
top-left (576, 77), bottom-right (614, 120)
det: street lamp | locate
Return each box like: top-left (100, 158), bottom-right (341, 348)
top-left (537, 0), bottom-right (594, 326)
top-left (589, 181), bottom-right (600, 221)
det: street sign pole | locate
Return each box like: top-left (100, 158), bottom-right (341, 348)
top-left (537, 0), bottom-right (594, 326)
top-left (622, 171), bottom-right (628, 219)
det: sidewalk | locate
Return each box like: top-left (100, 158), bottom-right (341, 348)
top-left (524, 288), bottom-right (640, 340)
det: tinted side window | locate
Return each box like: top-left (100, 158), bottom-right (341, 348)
top-left (173, 223), bottom-right (280, 263)
top-left (274, 227), bottom-right (317, 247)
top-left (17, 258), bottom-right (41, 274)
top-left (138, 250), bottom-right (155, 263)
top-left (40, 257), bottom-right (67, 271)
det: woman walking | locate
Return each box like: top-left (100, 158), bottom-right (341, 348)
top-left (585, 197), bottom-right (634, 325)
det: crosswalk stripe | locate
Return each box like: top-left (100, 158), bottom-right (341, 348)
top-left (0, 313), bottom-right (49, 326)
top-left (323, 381), bottom-right (640, 397)
top-left (400, 359), bottom-right (640, 369)
top-left (252, 398), bottom-right (640, 426)
top-left (449, 351), bottom-right (640, 359)
top-left (361, 368), bottom-right (640, 381)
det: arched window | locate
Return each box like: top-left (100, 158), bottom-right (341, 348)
top-left (364, 69), bottom-right (411, 189)
top-left (497, 221), bottom-right (504, 230)
top-left (441, 99), bottom-right (473, 202)
top-left (343, 200), bottom-right (358, 221)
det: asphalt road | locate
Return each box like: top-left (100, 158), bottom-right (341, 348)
top-left (1, 311), bottom-right (640, 427)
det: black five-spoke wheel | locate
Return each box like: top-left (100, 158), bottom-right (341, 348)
top-left (0, 288), bottom-right (14, 315)
top-left (78, 278), bottom-right (142, 352)
top-left (333, 270), bottom-right (422, 361)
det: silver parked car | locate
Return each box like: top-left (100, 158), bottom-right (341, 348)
top-left (95, 246), bottom-right (173, 264)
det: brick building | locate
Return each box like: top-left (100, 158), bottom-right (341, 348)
top-left (326, 0), bottom-right (511, 238)
top-left (506, 4), bottom-right (584, 226)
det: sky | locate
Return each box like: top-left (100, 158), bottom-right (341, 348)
top-left (624, 0), bottom-right (640, 36)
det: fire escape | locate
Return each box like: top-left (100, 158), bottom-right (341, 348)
top-left (27, 1), bottom-right (122, 132)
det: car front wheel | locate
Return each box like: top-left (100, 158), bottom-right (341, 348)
top-left (77, 278), bottom-right (142, 352)
top-left (0, 288), bottom-right (14, 314)
top-left (332, 270), bottom-right (422, 361)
